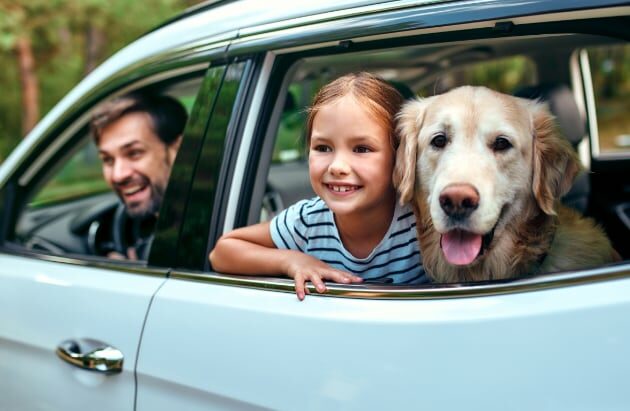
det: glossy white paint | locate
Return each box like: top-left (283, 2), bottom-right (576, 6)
top-left (137, 276), bottom-right (630, 410)
top-left (0, 254), bottom-right (166, 411)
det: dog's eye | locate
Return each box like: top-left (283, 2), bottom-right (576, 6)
top-left (492, 137), bottom-right (512, 152)
top-left (430, 133), bottom-right (447, 149)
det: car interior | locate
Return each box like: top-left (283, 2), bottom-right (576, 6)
top-left (11, 73), bottom-right (206, 260)
top-left (8, 28), bottom-right (630, 274)
top-left (259, 31), bottom-right (630, 263)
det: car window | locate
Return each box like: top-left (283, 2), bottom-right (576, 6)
top-left (261, 53), bottom-right (537, 222)
top-left (586, 43), bottom-right (630, 156)
top-left (29, 139), bottom-right (109, 208)
top-left (12, 76), bottom-right (205, 260)
top-left (233, 28), bottom-right (627, 293)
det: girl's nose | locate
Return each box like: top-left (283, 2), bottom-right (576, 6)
top-left (328, 153), bottom-right (351, 176)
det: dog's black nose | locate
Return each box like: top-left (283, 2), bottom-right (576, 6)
top-left (439, 184), bottom-right (479, 219)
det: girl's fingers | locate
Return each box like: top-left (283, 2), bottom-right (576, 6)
top-left (326, 270), bottom-right (363, 284)
top-left (294, 274), bottom-right (306, 301)
top-left (309, 275), bottom-right (327, 293)
top-left (292, 268), bottom-right (363, 300)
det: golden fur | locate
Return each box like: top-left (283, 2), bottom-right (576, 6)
top-left (394, 86), bottom-right (616, 283)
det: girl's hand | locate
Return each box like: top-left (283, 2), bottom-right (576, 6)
top-left (284, 252), bottom-right (363, 300)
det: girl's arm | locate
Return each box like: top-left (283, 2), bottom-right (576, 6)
top-left (209, 222), bottom-right (362, 300)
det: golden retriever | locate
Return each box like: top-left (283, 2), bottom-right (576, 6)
top-left (394, 86), bottom-right (617, 283)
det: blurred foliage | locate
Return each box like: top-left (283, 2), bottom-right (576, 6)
top-left (29, 140), bottom-right (108, 207)
top-left (419, 56), bottom-right (537, 96)
top-left (588, 44), bottom-right (630, 152)
top-left (0, 0), bottom-right (202, 161)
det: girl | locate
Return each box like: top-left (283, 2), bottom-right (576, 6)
top-left (210, 72), bottom-right (425, 300)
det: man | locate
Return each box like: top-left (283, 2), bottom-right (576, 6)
top-left (90, 93), bottom-right (188, 260)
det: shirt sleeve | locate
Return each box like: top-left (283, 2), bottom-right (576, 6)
top-left (269, 199), bottom-right (309, 251)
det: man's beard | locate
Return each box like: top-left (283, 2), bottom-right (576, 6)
top-left (115, 175), bottom-right (165, 220)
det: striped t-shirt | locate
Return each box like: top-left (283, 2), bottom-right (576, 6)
top-left (269, 197), bottom-right (427, 285)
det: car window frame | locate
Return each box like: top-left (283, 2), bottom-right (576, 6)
top-left (181, 3), bottom-right (630, 299)
top-left (578, 43), bottom-right (630, 161)
top-left (0, 65), bottom-right (210, 270)
top-left (151, 58), bottom-right (257, 270)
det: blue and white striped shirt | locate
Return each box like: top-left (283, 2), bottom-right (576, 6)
top-left (270, 197), bottom-right (427, 285)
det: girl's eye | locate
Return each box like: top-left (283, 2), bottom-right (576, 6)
top-left (313, 145), bottom-right (332, 152)
top-left (492, 136), bottom-right (512, 152)
top-left (430, 133), bottom-right (447, 149)
top-left (354, 145), bottom-right (371, 153)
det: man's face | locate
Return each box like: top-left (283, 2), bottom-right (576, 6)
top-left (97, 112), bottom-right (179, 219)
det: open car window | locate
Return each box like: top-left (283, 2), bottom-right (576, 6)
top-left (242, 29), bottom-right (629, 291)
top-left (261, 51), bottom-right (539, 222)
top-left (9, 73), bottom-right (207, 262)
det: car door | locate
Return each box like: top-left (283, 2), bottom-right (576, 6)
top-left (0, 255), bottom-right (167, 411)
top-left (136, 2), bottom-right (630, 410)
top-left (0, 64), bottom-right (211, 409)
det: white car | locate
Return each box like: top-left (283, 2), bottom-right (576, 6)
top-left (1, 0), bottom-right (629, 410)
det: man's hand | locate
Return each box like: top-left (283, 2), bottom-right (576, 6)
top-left (107, 246), bottom-right (138, 261)
top-left (284, 253), bottom-right (363, 300)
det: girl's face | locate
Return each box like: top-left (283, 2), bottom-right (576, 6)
top-left (308, 94), bottom-right (396, 219)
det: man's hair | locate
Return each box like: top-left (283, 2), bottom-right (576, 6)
top-left (91, 92), bottom-right (188, 146)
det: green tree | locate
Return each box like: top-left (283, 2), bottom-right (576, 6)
top-left (0, 0), bottom-right (199, 161)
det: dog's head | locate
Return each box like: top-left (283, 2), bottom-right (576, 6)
top-left (394, 86), bottom-right (580, 270)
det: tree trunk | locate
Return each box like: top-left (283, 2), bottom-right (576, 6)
top-left (85, 25), bottom-right (105, 75)
top-left (16, 36), bottom-right (39, 136)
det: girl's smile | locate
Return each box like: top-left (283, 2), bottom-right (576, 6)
top-left (325, 183), bottom-right (362, 195)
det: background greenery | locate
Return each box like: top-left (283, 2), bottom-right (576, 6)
top-left (1, 2), bottom-right (628, 163)
top-left (0, 0), bottom-right (201, 162)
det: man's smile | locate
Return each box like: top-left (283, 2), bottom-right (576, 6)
top-left (115, 175), bottom-right (151, 204)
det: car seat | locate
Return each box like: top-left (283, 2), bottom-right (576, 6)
top-left (515, 83), bottom-right (590, 214)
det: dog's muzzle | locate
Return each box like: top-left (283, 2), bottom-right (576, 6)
top-left (439, 203), bottom-right (506, 266)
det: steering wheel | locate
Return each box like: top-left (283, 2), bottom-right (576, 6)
top-left (108, 202), bottom-right (155, 260)
top-left (111, 202), bottom-right (129, 256)
top-left (24, 235), bottom-right (70, 254)
top-left (84, 201), bottom-right (127, 257)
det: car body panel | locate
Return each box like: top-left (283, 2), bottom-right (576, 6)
top-left (0, 254), bottom-right (166, 410)
top-left (137, 275), bottom-right (630, 410)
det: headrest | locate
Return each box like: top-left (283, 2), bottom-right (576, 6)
top-left (389, 80), bottom-right (416, 100)
top-left (514, 83), bottom-right (585, 147)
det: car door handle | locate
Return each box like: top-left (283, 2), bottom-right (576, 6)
top-left (56, 338), bottom-right (123, 374)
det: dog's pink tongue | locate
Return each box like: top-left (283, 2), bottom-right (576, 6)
top-left (440, 230), bottom-right (482, 266)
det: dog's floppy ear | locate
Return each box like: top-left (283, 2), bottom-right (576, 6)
top-left (394, 98), bottom-right (427, 204)
top-left (530, 102), bottom-right (582, 215)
